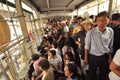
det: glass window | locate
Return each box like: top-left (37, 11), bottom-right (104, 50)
top-left (99, 1), bottom-right (109, 12)
top-left (116, 0), bottom-right (120, 11)
top-left (78, 5), bottom-right (88, 17)
top-left (88, 5), bottom-right (98, 15)
top-left (112, 0), bottom-right (120, 13)
top-left (72, 9), bottom-right (77, 16)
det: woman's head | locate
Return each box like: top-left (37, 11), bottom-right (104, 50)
top-left (64, 52), bottom-right (74, 62)
top-left (52, 41), bottom-right (58, 48)
top-left (48, 50), bottom-right (56, 58)
top-left (81, 18), bottom-right (93, 31)
top-left (64, 62), bottom-right (78, 79)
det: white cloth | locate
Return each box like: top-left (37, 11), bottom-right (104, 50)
top-left (109, 72), bottom-right (120, 80)
top-left (62, 46), bottom-right (74, 56)
top-left (64, 25), bottom-right (69, 32)
top-left (109, 49), bottom-right (120, 80)
top-left (48, 54), bottom-right (62, 70)
top-left (50, 48), bottom-right (61, 57)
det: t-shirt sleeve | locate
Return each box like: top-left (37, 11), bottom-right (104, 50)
top-left (113, 49), bottom-right (120, 66)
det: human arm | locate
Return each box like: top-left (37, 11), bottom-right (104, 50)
top-left (108, 52), bottom-right (112, 63)
top-left (110, 61), bottom-right (120, 77)
top-left (84, 49), bottom-right (89, 64)
top-left (84, 31), bottom-right (91, 64)
top-left (110, 49), bottom-right (120, 77)
top-left (57, 35), bottom-right (62, 42)
top-left (35, 72), bottom-right (43, 80)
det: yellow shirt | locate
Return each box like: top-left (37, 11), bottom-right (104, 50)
top-left (72, 25), bottom-right (82, 36)
top-left (42, 69), bottom-right (54, 80)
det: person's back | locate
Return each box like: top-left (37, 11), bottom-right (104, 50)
top-left (38, 59), bottom-right (54, 80)
top-left (42, 68), bottom-right (54, 80)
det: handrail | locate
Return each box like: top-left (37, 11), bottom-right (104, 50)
top-left (0, 37), bottom-right (24, 54)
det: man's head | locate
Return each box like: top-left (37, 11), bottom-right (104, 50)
top-left (96, 11), bottom-right (110, 30)
top-left (38, 59), bottom-right (50, 71)
top-left (111, 13), bottom-right (120, 26)
top-left (31, 54), bottom-right (40, 61)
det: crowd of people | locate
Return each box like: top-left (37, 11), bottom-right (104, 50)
top-left (27, 11), bottom-right (120, 80)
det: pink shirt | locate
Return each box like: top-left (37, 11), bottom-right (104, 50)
top-left (33, 57), bottom-right (44, 75)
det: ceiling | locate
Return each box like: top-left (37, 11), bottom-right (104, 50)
top-left (28, 0), bottom-right (90, 16)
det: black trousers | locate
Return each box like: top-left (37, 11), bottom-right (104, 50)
top-left (88, 54), bottom-right (110, 80)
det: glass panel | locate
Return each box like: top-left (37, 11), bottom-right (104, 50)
top-left (8, 22), bottom-right (23, 41)
top-left (99, 1), bottom-right (109, 12)
top-left (72, 10), bottom-right (77, 16)
top-left (21, 2), bottom-right (32, 12)
top-left (0, 75), bottom-right (7, 80)
top-left (116, 0), bottom-right (120, 11)
top-left (88, 5), bottom-right (98, 15)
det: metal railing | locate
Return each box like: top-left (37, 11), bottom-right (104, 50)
top-left (0, 29), bottom-right (43, 80)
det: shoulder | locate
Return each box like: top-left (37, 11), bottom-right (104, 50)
top-left (86, 27), bottom-right (96, 35)
top-left (78, 30), bottom-right (85, 34)
top-left (113, 49), bottom-right (120, 65)
top-left (75, 30), bottom-right (84, 36)
top-left (106, 27), bottom-right (114, 32)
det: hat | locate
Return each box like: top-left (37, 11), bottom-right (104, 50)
top-left (61, 20), bottom-right (66, 24)
top-left (112, 13), bottom-right (120, 20)
top-left (81, 18), bottom-right (93, 25)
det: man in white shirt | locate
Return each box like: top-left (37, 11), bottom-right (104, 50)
top-left (84, 11), bottom-right (114, 80)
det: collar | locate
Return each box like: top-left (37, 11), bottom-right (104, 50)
top-left (96, 27), bottom-right (107, 34)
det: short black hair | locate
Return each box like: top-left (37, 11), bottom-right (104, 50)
top-left (67, 62), bottom-right (78, 78)
top-left (65, 52), bottom-right (74, 61)
top-left (112, 13), bottom-right (120, 20)
top-left (31, 54), bottom-right (40, 61)
top-left (52, 41), bottom-right (58, 48)
top-left (74, 15), bottom-right (78, 18)
top-left (40, 48), bottom-right (47, 55)
top-left (96, 11), bottom-right (110, 19)
top-left (38, 59), bottom-right (50, 70)
top-left (77, 16), bottom-right (83, 20)
top-left (49, 50), bottom-right (56, 56)
top-left (89, 15), bottom-right (94, 19)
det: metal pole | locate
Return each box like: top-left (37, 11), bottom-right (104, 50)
top-left (15, 0), bottom-right (29, 60)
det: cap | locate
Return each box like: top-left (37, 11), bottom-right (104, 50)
top-left (61, 20), bottom-right (66, 24)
